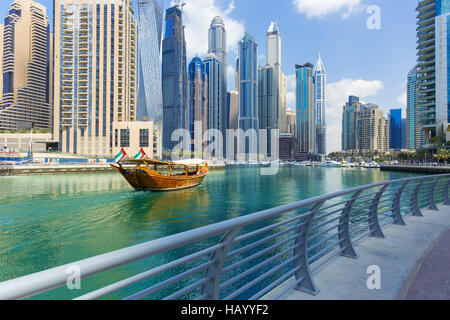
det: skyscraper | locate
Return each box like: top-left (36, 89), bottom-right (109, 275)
top-left (136, 0), bottom-right (163, 123)
top-left (0, 0), bottom-right (51, 131)
top-left (187, 57), bottom-right (208, 145)
top-left (416, 0), bottom-right (450, 143)
top-left (358, 104), bottom-right (389, 153)
top-left (407, 65), bottom-right (423, 149)
top-left (342, 96), bottom-right (361, 151)
top-left (295, 63), bottom-right (315, 154)
top-left (238, 32), bottom-right (259, 156)
top-left (258, 65), bottom-right (278, 156)
top-left (266, 22), bottom-right (286, 133)
top-left (342, 96), bottom-right (389, 152)
top-left (313, 54), bottom-right (327, 155)
top-left (204, 53), bottom-right (221, 134)
top-left (208, 16), bottom-right (227, 136)
top-left (53, 0), bottom-right (139, 156)
top-left (389, 109), bottom-right (403, 150)
top-left (162, 5), bottom-right (187, 151)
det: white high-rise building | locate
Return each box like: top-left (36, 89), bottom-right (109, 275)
top-left (313, 54), bottom-right (327, 155)
top-left (266, 22), bottom-right (286, 133)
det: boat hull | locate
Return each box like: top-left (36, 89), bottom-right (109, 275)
top-left (111, 164), bottom-right (207, 191)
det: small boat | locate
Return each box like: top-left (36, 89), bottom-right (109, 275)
top-left (111, 158), bottom-right (208, 192)
top-left (321, 160), bottom-right (342, 168)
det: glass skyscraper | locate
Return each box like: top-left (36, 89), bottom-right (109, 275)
top-left (238, 32), bottom-right (259, 156)
top-left (406, 65), bottom-right (424, 149)
top-left (187, 57), bottom-right (208, 146)
top-left (313, 54), bottom-right (327, 155)
top-left (136, 0), bottom-right (163, 124)
top-left (295, 63), bottom-right (315, 154)
top-left (389, 109), bottom-right (403, 150)
top-left (416, 0), bottom-right (450, 143)
top-left (204, 53), bottom-right (221, 133)
top-left (162, 5), bottom-right (187, 151)
top-left (208, 16), bottom-right (227, 137)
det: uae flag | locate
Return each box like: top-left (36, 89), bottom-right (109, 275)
top-left (133, 148), bottom-right (147, 160)
top-left (114, 148), bottom-right (127, 163)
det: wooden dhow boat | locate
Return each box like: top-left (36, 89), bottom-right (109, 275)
top-left (110, 150), bottom-right (208, 191)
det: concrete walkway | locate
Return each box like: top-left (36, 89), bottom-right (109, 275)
top-left (264, 205), bottom-right (450, 300)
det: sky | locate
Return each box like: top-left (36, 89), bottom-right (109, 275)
top-left (0, 0), bottom-right (418, 153)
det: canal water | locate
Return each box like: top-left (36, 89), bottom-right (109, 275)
top-left (0, 167), bottom-right (420, 299)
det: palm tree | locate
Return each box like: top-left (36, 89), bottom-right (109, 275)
top-left (434, 149), bottom-right (450, 165)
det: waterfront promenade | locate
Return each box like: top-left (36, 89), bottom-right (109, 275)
top-left (265, 205), bottom-right (450, 300)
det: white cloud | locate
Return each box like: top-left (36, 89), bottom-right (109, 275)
top-left (177, 0), bottom-right (245, 60)
top-left (286, 73), bottom-right (297, 108)
top-left (326, 78), bottom-right (384, 153)
top-left (397, 92), bottom-right (407, 107)
top-left (292, 0), bottom-right (362, 19)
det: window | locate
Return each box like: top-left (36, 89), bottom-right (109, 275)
top-left (120, 129), bottom-right (130, 147)
top-left (140, 129), bottom-right (149, 148)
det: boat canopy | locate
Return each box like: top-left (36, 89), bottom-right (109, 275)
top-left (120, 158), bottom-right (207, 167)
top-left (172, 159), bottom-right (207, 166)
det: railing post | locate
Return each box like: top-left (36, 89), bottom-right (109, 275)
top-left (443, 178), bottom-right (450, 205)
top-left (392, 181), bottom-right (409, 226)
top-left (201, 227), bottom-right (242, 300)
top-left (338, 191), bottom-right (363, 259)
top-left (427, 178), bottom-right (439, 211)
top-left (293, 201), bottom-right (324, 296)
top-left (368, 185), bottom-right (388, 238)
top-left (411, 180), bottom-right (424, 217)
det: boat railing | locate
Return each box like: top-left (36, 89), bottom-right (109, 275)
top-left (0, 174), bottom-right (449, 300)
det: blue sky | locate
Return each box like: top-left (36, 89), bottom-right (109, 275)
top-left (0, 0), bottom-right (418, 152)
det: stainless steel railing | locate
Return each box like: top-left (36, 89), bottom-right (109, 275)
top-left (0, 174), bottom-right (449, 300)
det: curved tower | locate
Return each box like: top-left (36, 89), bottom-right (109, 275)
top-left (137, 0), bottom-right (163, 124)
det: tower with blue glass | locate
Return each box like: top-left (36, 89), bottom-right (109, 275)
top-left (389, 109), bottom-right (403, 150)
top-left (295, 63), bottom-right (315, 154)
top-left (162, 5), bottom-right (188, 152)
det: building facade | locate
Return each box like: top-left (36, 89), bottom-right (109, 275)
top-left (258, 65), bottom-right (278, 156)
top-left (227, 90), bottom-right (239, 130)
top-left (357, 104), bottom-right (389, 153)
top-left (416, 0), bottom-right (450, 143)
top-left (0, 0), bottom-right (52, 132)
top-left (286, 108), bottom-right (296, 137)
top-left (295, 63), bottom-right (315, 154)
top-left (342, 96), bottom-right (361, 151)
top-left (136, 0), bottom-right (163, 123)
top-left (208, 16), bottom-right (227, 138)
top-left (313, 54), bottom-right (327, 155)
top-left (204, 53), bottom-right (221, 134)
top-left (187, 57), bottom-right (208, 147)
top-left (53, 0), bottom-right (138, 156)
top-left (162, 5), bottom-right (187, 152)
top-left (238, 32), bottom-right (259, 156)
top-left (406, 65), bottom-right (424, 149)
top-left (389, 108), bottom-right (403, 150)
top-left (266, 22), bottom-right (286, 134)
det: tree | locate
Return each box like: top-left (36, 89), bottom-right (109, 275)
top-left (434, 149), bottom-right (450, 165)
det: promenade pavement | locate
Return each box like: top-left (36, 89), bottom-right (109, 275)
top-left (263, 205), bottom-right (450, 300)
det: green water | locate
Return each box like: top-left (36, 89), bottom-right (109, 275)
top-left (0, 167), bottom-right (420, 299)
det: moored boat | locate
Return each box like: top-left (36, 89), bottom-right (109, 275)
top-left (111, 158), bottom-right (208, 192)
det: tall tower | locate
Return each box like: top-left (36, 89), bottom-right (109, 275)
top-left (238, 32), bottom-right (259, 157)
top-left (313, 54), bottom-right (327, 155)
top-left (53, 0), bottom-right (138, 156)
top-left (137, 0), bottom-right (163, 124)
top-left (0, 0), bottom-right (51, 131)
top-left (389, 109), bottom-right (403, 150)
top-left (416, 0), bottom-right (450, 143)
top-left (208, 16), bottom-right (227, 134)
top-left (266, 22), bottom-right (286, 133)
top-left (204, 53), bottom-right (221, 133)
top-left (187, 57), bottom-right (208, 145)
top-left (407, 65), bottom-right (424, 149)
top-left (295, 63), bottom-right (314, 154)
top-left (162, 5), bottom-right (188, 151)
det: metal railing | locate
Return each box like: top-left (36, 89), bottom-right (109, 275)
top-left (0, 174), bottom-right (449, 300)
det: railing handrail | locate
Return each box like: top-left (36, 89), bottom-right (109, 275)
top-left (1, 173), bottom-right (449, 300)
